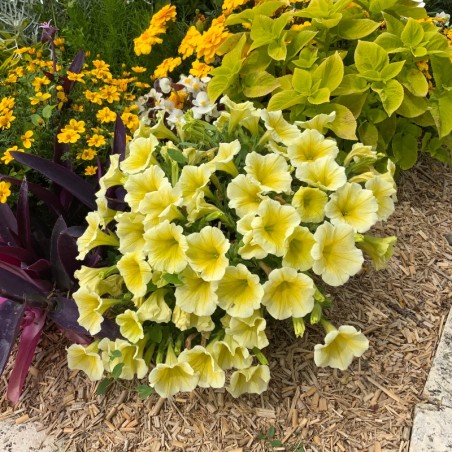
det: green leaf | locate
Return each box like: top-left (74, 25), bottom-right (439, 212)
top-left (355, 41), bottom-right (389, 74)
top-left (167, 148), bottom-right (188, 164)
top-left (400, 67), bottom-right (428, 97)
top-left (250, 15), bottom-right (275, 50)
top-left (96, 378), bottom-right (112, 395)
top-left (112, 363), bottom-right (124, 379)
top-left (292, 68), bottom-right (312, 95)
top-left (308, 87), bottom-right (330, 104)
top-left (381, 11), bottom-right (404, 35)
top-left (392, 132), bottom-right (418, 170)
top-left (268, 90), bottom-right (306, 111)
top-left (42, 104), bottom-right (55, 119)
top-left (285, 30), bottom-right (318, 61)
top-left (430, 56), bottom-right (452, 90)
top-left (396, 89), bottom-right (427, 118)
top-left (242, 71), bottom-right (280, 98)
top-left (147, 324), bottom-right (163, 343)
top-left (372, 79), bottom-right (404, 116)
top-left (291, 47), bottom-right (318, 69)
top-left (412, 46), bottom-right (427, 58)
top-left (401, 18), bottom-right (424, 48)
top-left (271, 440), bottom-right (283, 447)
top-left (163, 273), bottom-right (183, 285)
top-left (110, 350), bottom-right (122, 360)
top-left (240, 49), bottom-right (272, 75)
top-left (358, 122), bottom-right (379, 146)
top-left (313, 52), bottom-right (344, 92)
top-left (374, 32), bottom-right (404, 53)
top-left (335, 92), bottom-right (369, 118)
top-left (380, 61), bottom-right (405, 81)
top-left (337, 19), bottom-right (380, 40)
top-left (268, 35), bottom-right (287, 61)
top-left (267, 426), bottom-right (276, 438)
top-left (31, 114), bottom-right (43, 127)
top-left (429, 91), bottom-right (452, 138)
top-left (333, 74), bottom-right (369, 96)
top-left (208, 75), bottom-right (233, 103)
top-left (135, 384), bottom-right (154, 400)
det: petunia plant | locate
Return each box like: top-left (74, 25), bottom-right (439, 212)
top-left (67, 93), bottom-right (397, 398)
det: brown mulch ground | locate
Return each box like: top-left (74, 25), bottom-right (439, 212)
top-left (1, 156), bottom-right (451, 452)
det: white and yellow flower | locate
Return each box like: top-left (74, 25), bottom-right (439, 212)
top-left (325, 182), bottom-right (379, 233)
top-left (311, 222), bottom-right (364, 286)
top-left (227, 365), bottom-right (270, 398)
top-left (171, 306), bottom-right (215, 332)
top-left (208, 335), bottom-right (253, 370)
top-left (120, 134), bottom-right (159, 174)
top-left (207, 140), bottom-right (240, 176)
top-left (116, 309), bottom-right (144, 343)
top-left (227, 174), bottom-right (265, 217)
top-left (260, 110), bottom-right (300, 145)
top-left (365, 176), bottom-right (396, 221)
top-left (292, 187), bottom-right (328, 223)
top-left (117, 251), bottom-right (153, 298)
top-left (67, 342), bottom-right (104, 381)
top-left (116, 212), bottom-right (146, 254)
top-left (226, 311), bottom-right (269, 349)
top-left (296, 156), bottom-right (347, 192)
top-left (175, 164), bottom-right (213, 204)
top-left (295, 111), bottom-right (336, 134)
top-left (282, 226), bottom-right (315, 271)
top-left (137, 289), bottom-right (172, 323)
top-left (220, 95), bottom-right (260, 135)
top-left (139, 185), bottom-right (183, 223)
top-left (262, 267), bottom-right (315, 320)
top-left (355, 234), bottom-right (397, 270)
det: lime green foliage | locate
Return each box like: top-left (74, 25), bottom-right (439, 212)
top-left (207, 0), bottom-right (452, 168)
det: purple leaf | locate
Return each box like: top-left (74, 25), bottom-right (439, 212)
top-left (23, 259), bottom-right (52, 281)
top-left (0, 297), bottom-right (26, 376)
top-left (10, 152), bottom-right (97, 211)
top-left (0, 246), bottom-right (36, 263)
top-left (57, 227), bottom-right (82, 284)
top-left (112, 114), bottom-right (126, 161)
top-left (61, 50), bottom-right (85, 94)
top-left (7, 308), bottom-right (46, 403)
top-left (50, 217), bottom-right (72, 290)
top-left (0, 202), bottom-right (17, 235)
top-left (16, 179), bottom-right (34, 253)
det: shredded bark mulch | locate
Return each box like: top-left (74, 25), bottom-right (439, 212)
top-left (1, 156), bottom-right (451, 452)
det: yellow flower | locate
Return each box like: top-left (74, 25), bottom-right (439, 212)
top-left (251, 199), bottom-right (300, 257)
top-left (244, 152), bottom-right (292, 193)
top-left (67, 342), bottom-right (104, 381)
top-left (98, 338), bottom-right (148, 380)
top-left (31, 76), bottom-right (51, 92)
top-left (325, 182), bottom-right (379, 233)
top-left (0, 110), bottom-right (16, 129)
top-left (282, 226), bottom-right (316, 271)
top-left (20, 130), bottom-right (35, 149)
top-left (131, 66), bottom-right (147, 73)
top-left (295, 111), bottom-right (336, 134)
top-left (222, 0), bottom-right (249, 15)
top-left (0, 181), bottom-right (12, 203)
top-left (227, 174), bottom-right (264, 218)
top-left (292, 187), bottom-right (327, 223)
top-left (116, 211), bottom-right (146, 254)
top-left (87, 133), bottom-right (106, 148)
top-left (120, 112), bottom-right (140, 132)
top-left (208, 335), bottom-right (253, 370)
top-left (343, 142), bottom-right (377, 166)
top-left (152, 57), bottom-right (182, 80)
top-left (217, 264), bottom-right (264, 318)
top-left (117, 251), bottom-right (153, 298)
top-left (144, 220), bottom-right (189, 274)
top-left (175, 267), bottom-right (219, 316)
top-left (171, 306), bottom-right (215, 332)
top-left (77, 211), bottom-right (119, 260)
top-left (227, 365), bottom-right (270, 398)
top-left (365, 176), bottom-right (396, 221)
top-left (186, 226), bottom-right (230, 281)
top-left (29, 92), bottom-right (51, 105)
top-left (78, 148), bottom-right (97, 160)
top-left (148, 344), bottom-right (199, 398)
top-left (150, 4), bottom-right (177, 30)
top-left (314, 324), bottom-right (369, 371)
top-left (260, 110), bottom-right (300, 146)
top-left (287, 129), bottom-right (339, 166)
top-left (220, 96), bottom-right (260, 135)
top-left (134, 29), bottom-right (163, 56)
top-left (96, 107), bottom-right (117, 123)
top-left (179, 345), bottom-right (225, 388)
top-left (196, 17), bottom-right (230, 64)
top-left (355, 234), bottom-right (397, 270)
top-left (262, 267), bottom-right (315, 320)
top-left (225, 311), bottom-right (269, 349)
top-left (139, 185), bottom-right (182, 223)
top-left (178, 26), bottom-right (202, 59)
top-left (175, 164), bottom-right (213, 203)
top-left (296, 156), bottom-right (347, 191)
top-left (120, 135), bottom-right (159, 174)
top-left (137, 290), bottom-right (172, 323)
top-left (100, 85), bottom-right (120, 103)
top-left (311, 222), bottom-right (364, 286)
top-left (237, 213), bottom-right (268, 260)
top-left (1, 146), bottom-right (24, 165)
top-left (85, 165), bottom-right (98, 176)
top-left (57, 128), bottom-right (81, 144)
top-left (67, 71), bottom-right (85, 83)
top-left (84, 89), bottom-right (103, 105)
top-left (189, 60), bottom-right (213, 78)
top-left (116, 309), bottom-right (144, 343)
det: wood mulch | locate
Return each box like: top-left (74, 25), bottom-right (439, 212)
top-left (1, 156), bottom-right (451, 452)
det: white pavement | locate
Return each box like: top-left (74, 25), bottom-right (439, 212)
top-left (410, 308), bottom-right (452, 451)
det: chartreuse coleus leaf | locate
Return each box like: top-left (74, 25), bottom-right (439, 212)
top-left (294, 0), bottom-right (351, 28)
top-left (371, 79), bottom-right (405, 116)
top-left (225, 0), bottom-right (286, 26)
top-left (336, 18), bottom-right (380, 40)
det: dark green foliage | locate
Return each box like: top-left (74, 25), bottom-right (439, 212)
top-left (425, 0), bottom-right (452, 16)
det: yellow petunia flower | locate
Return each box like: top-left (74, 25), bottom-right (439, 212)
top-left (282, 226), bottom-right (316, 271)
top-left (311, 222), bottom-right (364, 286)
top-left (296, 156), bottom-right (347, 191)
top-left (139, 185), bottom-right (182, 223)
top-left (117, 251), bottom-right (153, 298)
top-left (227, 365), bottom-right (271, 398)
top-left (314, 323), bottom-right (369, 371)
top-left (355, 234), bottom-right (397, 270)
top-left (207, 140), bottom-right (240, 176)
top-left (244, 152), bottom-right (292, 193)
top-left (208, 335), bottom-right (253, 370)
top-left (227, 174), bottom-right (264, 218)
top-left (144, 220), bottom-right (189, 274)
top-left (116, 211), bottom-right (146, 254)
top-left (0, 181), bottom-right (12, 203)
top-left (175, 267), bottom-right (219, 316)
top-left (225, 311), bottom-right (269, 349)
top-left (116, 309), bottom-right (144, 343)
top-left (292, 187), bottom-right (328, 223)
top-left (295, 111), bottom-right (336, 134)
top-left (262, 267), bottom-right (315, 320)
top-left (220, 96), bottom-right (260, 135)
top-left (137, 290), bottom-right (172, 323)
top-left (178, 345), bottom-right (225, 388)
top-left (216, 264), bottom-right (264, 318)
top-left (67, 342), bottom-right (104, 381)
top-left (175, 164), bottom-right (213, 204)
top-left (186, 226), bottom-right (230, 281)
top-left (260, 110), bottom-right (300, 146)
top-left (237, 213), bottom-right (268, 260)
top-left (171, 306), bottom-right (215, 332)
top-left (120, 135), bottom-right (159, 174)
top-left (365, 176), bottom-right (396, 221)
top-left (325, 182), bottom-right (379, 233)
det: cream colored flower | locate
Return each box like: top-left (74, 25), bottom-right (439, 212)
top-left (226, 311), bottom-right (269, 349)
top-left (262, 267), bottom-right (315, 320)
top-left (251, 199), bottom-right (300, 256)
top-left (220, 95), bottom-right (260, 135)
top-left (260, 110), bottom-right (300, 145)
top-left (144, 220), bottom-right (188, 274)
top-left (282, 226), bottom-right (315, 271)
top-left (343, 142), bottom-right (377, 166)
top-left (287, 129), bottom-right (338, 166)
top-left (244, 152), bottom-right (292, 193)
top-left (117, 251), bottom-right (153, 298)
top-left (67, 342), bottom-right (104, 381)
top-left (116, 309), bottom-right (144, 343)
top-left (120, 135), bottom-right (159, 174)
top-left (311, 222), bottom-right (364, 286)
top-left (314, 324), bottom-right (369, 371)
top-left (227, 365), bottom-right (270, 398)
top-left (171, 306), bottom-right (215, 332)
top-left (139, 185), bottom-right (183, 223)
top-left (295, 111), bottom-right (336, 134)
top-left (207, 140), bottom-right (240, 176)
top-left (116, 212), bottom-right (146, 254)
top-left (355, 234), bottom-right (397, 270)
top-left (295, 156), bottom-right (347, 191)
top-left (179, 345), bottom-right (225, 388)
top-left (186, 226), bottom-right (230, 281)
top-left (292, 187), bottom-right (328, 223)
top-left (97, 154), bottom-right (125, 198)
top-left (137, 289), bottom-right (172, 323)
top-left (175, 267), bottom-right (219, 316)
top-left (208, 335), bottom-right (253, 370)
top-left (227, 174), bottom-right (265, 217)
top-left (175, 164), bottom-right (213, 204)
top-left (325, 182), bottom-right (379, 233)
top-left (365, 176), bottom-right (396, 221)
top-left (217, 264), bottom-right (264, 318)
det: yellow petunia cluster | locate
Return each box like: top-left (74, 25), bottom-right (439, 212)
top-left (69, 99), bottom-right (397, 397)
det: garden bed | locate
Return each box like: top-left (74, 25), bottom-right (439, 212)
top-left (0, 156), bottom-right (451, 451)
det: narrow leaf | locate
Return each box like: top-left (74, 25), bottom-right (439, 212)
top-left (112, 114), bottom-right (126, 161)
top-left (57, 227), bottom-right (82, 283)
top-left (50, 217), bottom-right (72, 290)
top-left (10, 152), bottom-right (96, 211)
top-left (16, 179), bottom-right (33, 253)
